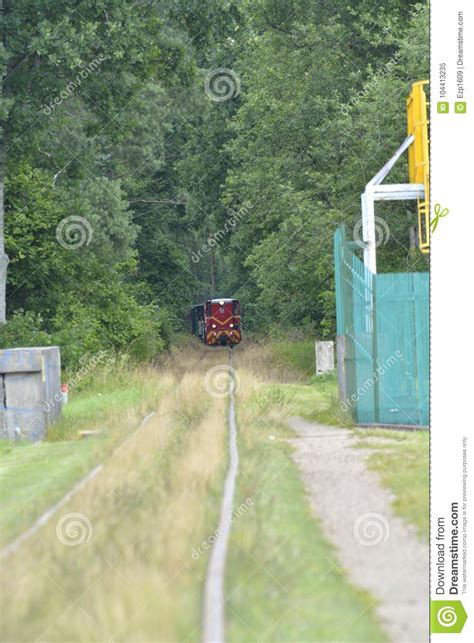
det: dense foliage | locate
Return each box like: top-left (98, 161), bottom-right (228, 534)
top-left (1, 0), bottom-right (428, 365)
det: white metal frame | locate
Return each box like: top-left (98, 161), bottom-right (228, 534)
top-left (361, 134), bottom-right (425, 273)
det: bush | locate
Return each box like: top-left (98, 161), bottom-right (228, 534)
top-left (0, 310), bottom-right (53, 349)
top-left (2, 295), bottom-right (166, 370)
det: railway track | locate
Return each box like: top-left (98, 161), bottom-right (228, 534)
top-left (202, 349), bottom-right (239, 643)
top-left (0, 411), bottom-right (156, 561)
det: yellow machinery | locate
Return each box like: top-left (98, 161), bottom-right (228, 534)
top-left (360, 81), bottom-right (430, 272)
top-left (407, 81), bottom-right (430, 253)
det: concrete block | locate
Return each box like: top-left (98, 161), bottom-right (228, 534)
top-left (315, 340), bottom-right (335, 376)
top-left (0, 347), bottom-right (62, 441)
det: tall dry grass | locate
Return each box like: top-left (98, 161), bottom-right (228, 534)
top-left (233, 339), bottom-right (312, 383)
top-left (2, 340), bottom-right (333, 641)
top-left (1, 349), bottom-right (230, 642)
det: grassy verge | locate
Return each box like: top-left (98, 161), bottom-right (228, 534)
top-left (226, 364), bottom-right (387, 642)
top-left (353, 428), bottom-right (429, 538)
top-left (241, 339), bottom-right (427, 538)
top-left (258, 378), bottom-right (351, 427)
top-left (264, 338), bottom-right (315, 377)
top-left (238, 339), bottom-right (350, 426)
top-left (1, 348), bottom-right (229, 641)
top-left (0, 440), bottom-right (94, 548)
top-left (0, 357), bottom-right (166, 548)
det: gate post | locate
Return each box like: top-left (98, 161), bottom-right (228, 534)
top-left (371, 276), bottom-right (380, 424)
top-left (336, 335), bottom-right (348, 407)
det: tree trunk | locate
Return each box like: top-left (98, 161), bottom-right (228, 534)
top-left (0, 166), bottom-right (8, 324)
top-left (210, 252), bottom-right (216, 297)
top-left (0, 0), bottom-right (9, 324)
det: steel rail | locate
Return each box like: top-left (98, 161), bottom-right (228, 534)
top-left (202, 350), bottom-right (239, 643)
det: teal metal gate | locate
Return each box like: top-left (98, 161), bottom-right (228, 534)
top-left (334, 227), bottom-right (429, 426)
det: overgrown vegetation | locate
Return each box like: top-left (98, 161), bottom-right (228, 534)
top-left (1, 339), bottom-right (428, 639)
top-left (0, 439), bottom-right (94, 547)
top-left (1, 0), bottom-right (428, 364)
top-left (1, 348), bottom-right (230, 641)
top-left (235, 341), bottom-right (428, 537)
top-left (353, 428), bottom-right (429, 538)
top-left (227, 365), bottom-right (387, 641)
top-left (0, 354), bottom-right (168, 546)
top-left (1, 342), bottom-right (388, 641)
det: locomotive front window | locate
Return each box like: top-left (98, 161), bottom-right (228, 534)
top-left (233, 301), bottom-right (240, 314)
top-left (219, 306), bottom-right (225, 313)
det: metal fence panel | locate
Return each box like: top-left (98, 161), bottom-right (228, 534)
top-left (334, 227), bottom-right (429, 427)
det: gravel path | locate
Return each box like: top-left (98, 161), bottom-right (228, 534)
top-left (288, 417), bottom-right (428, 643)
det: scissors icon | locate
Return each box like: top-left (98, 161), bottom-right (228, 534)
top-left (431, 203), bottom-right (449, 233)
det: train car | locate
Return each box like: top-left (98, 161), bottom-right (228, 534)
top-left (191, 299), bottom-right (241, 346)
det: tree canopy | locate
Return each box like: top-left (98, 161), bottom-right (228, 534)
top-left (1, 0), bottom-right (428, 366)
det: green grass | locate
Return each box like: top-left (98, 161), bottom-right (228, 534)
top-left (0, 440), bottom-right (95, 547)
top-left (260, 338), bottom-right (351, 425)
top-left (257, 378), bottom-right (351, 427)
top-left (0, 353), bottom-right (230, 642)
top-left (353, 428), bottom-right (429, 538)
top-left (261, 340), bottom-right (428, 538)
top-left (0, 364), bottom-right (165, 548)
top-left (266, 338), bottom-right (316, 377)
top-left (226, 376), bottom-right (387, 642)
top-left (49, 386), bottom-right (144, 440)
top-left (1, 339), bottom-right (427, 641)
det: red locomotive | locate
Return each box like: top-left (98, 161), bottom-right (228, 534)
top-left (191, 299), bottom-right (241, 346)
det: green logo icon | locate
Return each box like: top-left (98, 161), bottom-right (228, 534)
top-left (437, 101), bottom-right (449, 114)
top-left (431, 203), bottom-right (449, 233)
top-left (431, 601), bottom-right (468, 633)
top-left (455, 102), bottom-right (467, 114)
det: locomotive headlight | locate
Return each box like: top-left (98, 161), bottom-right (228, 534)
top-left (219, 300), bottom-right (224, 305)
top-left (212, 323), bottom-right (216, 328)
top-left (230, 323), bottom-right (234, 328)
